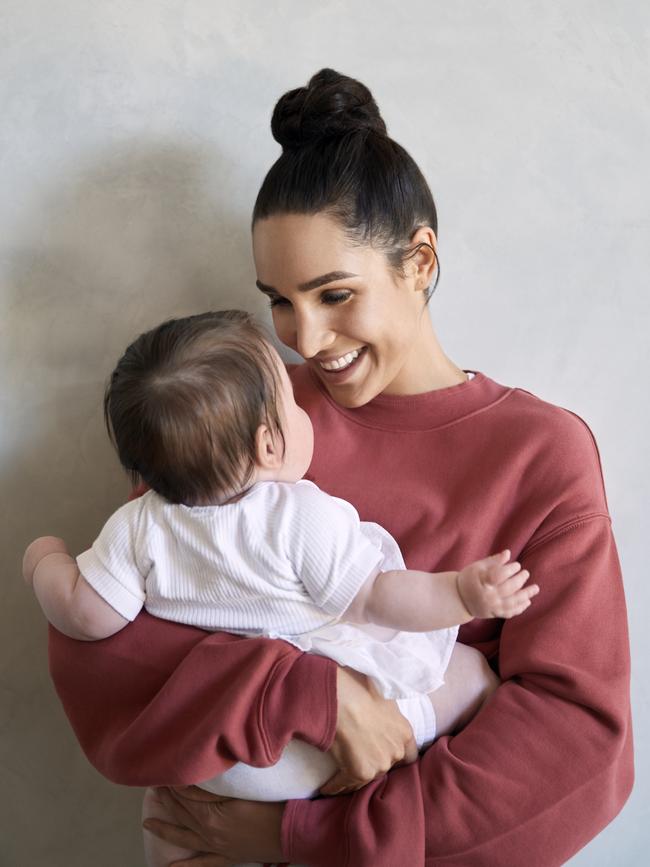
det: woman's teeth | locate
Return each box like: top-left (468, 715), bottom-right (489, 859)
top-left (319, 349), bottom-right (362, 371)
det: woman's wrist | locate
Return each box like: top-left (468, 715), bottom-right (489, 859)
top-left (144, 788), bottom-right (286, 863)
top-left (322, 667), bottom-right (417, 795)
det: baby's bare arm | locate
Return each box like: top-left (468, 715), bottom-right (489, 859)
top-left (343, 567), bottom-right (472, 631)
top-left (343, 550), bottom-right (539, 631)
top-left (23, 536), bottom-right (129, 640)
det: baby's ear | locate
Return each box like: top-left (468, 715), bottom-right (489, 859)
top-left (254, 423), bottom-right (283, 470)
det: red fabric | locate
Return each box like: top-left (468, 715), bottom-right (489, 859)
top-left (49, 615), bottom-right (336, 786)
top-left (48, 367), bottom-right (633, 866)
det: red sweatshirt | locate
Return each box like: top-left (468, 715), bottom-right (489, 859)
top-left (48, 367), bottom-right (633, 866)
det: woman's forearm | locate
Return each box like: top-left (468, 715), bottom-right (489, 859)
top-left (49, 617), bottom-right (339, 785)
top-left (283, 519), bottom-right (633, 867)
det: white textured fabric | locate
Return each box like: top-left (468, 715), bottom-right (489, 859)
top-left (77, 479), bottom-right (457, 700)
top-left (396, 693), bottom-right (437, 748)
top-left (201, 738), bottom-right (338, 800)
top-left (277, 519), bottom-right (457, 698)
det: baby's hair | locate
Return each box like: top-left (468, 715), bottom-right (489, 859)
top-left (104, 310), bottom-right (284, 505)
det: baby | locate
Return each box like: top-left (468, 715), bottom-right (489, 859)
top-left (23, 310), bottom-right (539, 867)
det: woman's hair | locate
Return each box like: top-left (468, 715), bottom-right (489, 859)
top-left (104, 310), bottom-right (284, 506)
top-left (253, 68), bottom-right (440, 297)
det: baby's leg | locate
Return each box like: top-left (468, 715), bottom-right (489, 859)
top-left (397, 644), bottom-right (499, 750)
top-left (142, 787), bottom-right (197, 867)
top-left (200, 738), bottom-right (337, 800)
top-left (429, 642), bottom-right (500, 737)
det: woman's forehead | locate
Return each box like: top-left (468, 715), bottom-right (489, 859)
top-left (252, 213), bottom-right (372, 287)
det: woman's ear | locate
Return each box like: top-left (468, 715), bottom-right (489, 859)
top-left (408, 226), bottom-right (438, 292)
top-left (255, 423), bottom-right (283, 471)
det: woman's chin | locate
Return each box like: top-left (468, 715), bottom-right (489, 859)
top-left (321, 378), bottom-right (375, 409)
top-left (313, 349), bottom-right (379, 407)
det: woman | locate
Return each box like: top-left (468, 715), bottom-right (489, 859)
top-left (49, 69), bottom-right (633, 866)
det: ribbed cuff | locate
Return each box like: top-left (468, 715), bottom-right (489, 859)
top-left (282, 795), bottom-right (350, 866)
top-left (261, 650), bottom-right (337, 760)
top-left (76, 550), bottom-right (144, 621)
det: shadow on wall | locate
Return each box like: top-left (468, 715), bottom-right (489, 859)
top-left (3, 138), bottom-right (256, 560)
top-left (1, 139), bottom-right (259, 865)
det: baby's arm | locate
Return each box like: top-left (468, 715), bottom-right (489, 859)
top-left (23, 536), bottom-right (129, 641)
top-left (343, 549), bottom-right (539, 630)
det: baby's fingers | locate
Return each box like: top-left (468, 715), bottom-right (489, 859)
top-left (497, 568), bottom-right (533, 596)
top-left (486, 559), bottom-right (523, 584)
top-left (500, 584), bottom-right (540, 618)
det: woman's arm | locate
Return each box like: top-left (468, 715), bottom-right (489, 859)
top-left (281, 516), bottom-right (633, 867)
top-left (24, 536), bottom-right (130, 640)
top-left (343, 550), bottom-right (538, 630)
top-left (48, 610), bottom-right (414, 789)
top-left (48, 612), bottom-right (335, 785)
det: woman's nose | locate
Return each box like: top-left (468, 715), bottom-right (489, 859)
top-left (294, 310), bottom-right (335, 359)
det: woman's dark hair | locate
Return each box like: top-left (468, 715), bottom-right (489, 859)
top-left (104, 310), bottom-right (284, 506)
top-left (253, 68), bottom-right (440, 298)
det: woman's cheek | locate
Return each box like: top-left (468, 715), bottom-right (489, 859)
top-left (272, 310), bottom-right (295, 352)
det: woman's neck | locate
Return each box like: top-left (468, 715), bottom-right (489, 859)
top-left (383, 313), bottom-right (467, 396)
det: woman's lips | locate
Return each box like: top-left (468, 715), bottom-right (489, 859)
top-left (315, 346), bottom-right (368, 382)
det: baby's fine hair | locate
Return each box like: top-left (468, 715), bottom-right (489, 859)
top-left (104, 310), bottom-right (284, 505)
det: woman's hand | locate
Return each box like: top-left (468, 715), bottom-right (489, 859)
top-left (142, 786), bottom-right (285, 866)
top-left (320, 666), bottom-right (418, 796)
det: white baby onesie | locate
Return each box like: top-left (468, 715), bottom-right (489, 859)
top-left (77, 480), bottom-right (457, 702)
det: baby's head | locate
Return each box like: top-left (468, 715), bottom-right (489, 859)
top-left (104, 310), bottom-right (314, 505)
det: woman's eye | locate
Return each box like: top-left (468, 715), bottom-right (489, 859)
top-left (322, 291), bottom-right (351, 305)
top-left (268, 291), bottom-right (350, 308)
top-left (268, 295), bottom-right (290, 307)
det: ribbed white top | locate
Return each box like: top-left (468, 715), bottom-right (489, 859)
top-left (77, 481), bottom-right (385, 634)
top-left (77, 479), bottom-right (458, 698)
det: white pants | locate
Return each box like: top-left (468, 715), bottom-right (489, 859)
top-left (200, 692), bottom-right (435, 800)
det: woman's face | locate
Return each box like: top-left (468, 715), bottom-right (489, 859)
top-left (252, 212), bottom-right (435, 408)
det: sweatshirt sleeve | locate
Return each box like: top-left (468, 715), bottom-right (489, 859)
top-left (48, 611), bottom-right (338, 787)
top-left (281, 423), bottom-right (634, 865)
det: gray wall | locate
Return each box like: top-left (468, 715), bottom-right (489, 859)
top-left (1, 2), bottom-right (647, 864)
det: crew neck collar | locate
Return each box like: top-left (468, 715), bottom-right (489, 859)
top-left (306, 367), bottom-right (512, 432)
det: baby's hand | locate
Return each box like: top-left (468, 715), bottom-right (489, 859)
top-left (22, 536), bottom-right (68, 587)
top-left (456, 550), bottom-right (539, 620)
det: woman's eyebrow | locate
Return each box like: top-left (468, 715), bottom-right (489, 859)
top-left (255, 271), bottom-right (359, 295)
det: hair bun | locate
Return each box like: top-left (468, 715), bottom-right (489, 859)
top-left (271, 68), bottom-right (387, 150)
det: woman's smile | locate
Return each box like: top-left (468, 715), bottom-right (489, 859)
top-left (316, 346), bottom-right (365, 371)
top-left (315, 346), bottom-right (368, 380)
